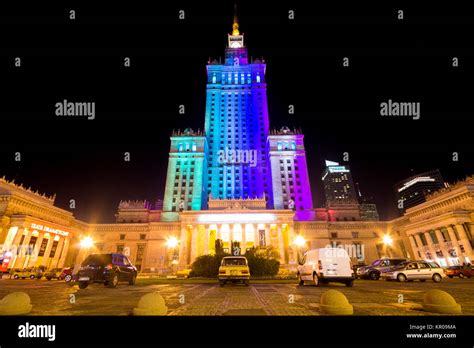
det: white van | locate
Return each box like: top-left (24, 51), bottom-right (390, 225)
top-left (297, 248), bottom-right (355, 287)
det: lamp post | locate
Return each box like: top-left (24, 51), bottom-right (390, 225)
top-left (293, 235), bottom-right (307, 265)
top-left (73, 236), bottom-right (94, 275)
top-left (165, 237), bottom-right (179, 273)
top-left (382, 234), bottom-right (393, 258)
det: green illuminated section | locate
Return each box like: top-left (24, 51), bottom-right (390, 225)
top-left (163, 130), bottom-right (207, 214)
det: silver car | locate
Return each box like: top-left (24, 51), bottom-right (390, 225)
top-left (381, 260), bottom-right (446, 283)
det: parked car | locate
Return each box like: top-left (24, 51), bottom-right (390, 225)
top-left (444, 265), bottom-right (473, 279)
top-left (356, 258), bottom-right (408, 280)
top-left (297, 248), bottom-right (354, 287)
top-left (77, 253), bottom-right (137, 289)
top-left (60, 267), bottom-right (74, 282)
top-left (381, 260), bottom-right (445, 282)
top-left (218, 256), bottom-right (250, 287)
top-left (44, 268), bottom-right (65, 280)
top-left (11, 268), bottom-right (43, 279)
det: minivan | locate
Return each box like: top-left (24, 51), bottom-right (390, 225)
top-left (297, 248), bottom-right (355, 287)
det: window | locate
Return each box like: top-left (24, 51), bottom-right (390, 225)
top-left (351, 232), bottom-right (359, 239)
top-left (256, 74), bottom-right (261, 83)
top-left (331, 232), bottom-right (338, 239)
top-left (140, 234), bottom-right (146, 240)
top-left (119, 234), bottom-right (125, 240)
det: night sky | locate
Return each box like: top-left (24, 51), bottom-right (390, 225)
top-left (1, 1), bottom-right (474, 222)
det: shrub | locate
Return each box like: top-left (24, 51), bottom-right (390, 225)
top-left (190, 255), bottom-right (223, 278)
top-left (245, 247), bottom-right (280, 277)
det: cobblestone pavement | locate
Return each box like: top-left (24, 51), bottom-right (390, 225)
top-left (0, 276), bottom-right (473, 316)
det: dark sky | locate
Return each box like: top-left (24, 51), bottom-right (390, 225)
top-left (1, 1), bottom-right (474, 222)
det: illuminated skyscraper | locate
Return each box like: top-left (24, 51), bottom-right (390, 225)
top-left (394, 169), bottom-right (445, 212)
top-left (267, 127), bottom-right (313, 214)
top-left (322, 160), bottom-right (358, 206)
top-left (204, 8), bottom-right (271, 206)
top-left (163, 7), bottom-right (313, 217)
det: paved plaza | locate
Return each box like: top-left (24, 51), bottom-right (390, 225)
top-left (1, 276), bottom-right (473, 316)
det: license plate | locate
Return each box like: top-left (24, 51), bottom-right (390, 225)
top-left (230, 270), bottom-right (238, 275)
top-left (78, 277), bottom-right (90, 281)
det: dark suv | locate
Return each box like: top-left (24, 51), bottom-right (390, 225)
top-left (356, 258), bottom-right (407, 280)
top-left (77, 253), bottom-right (137, 289)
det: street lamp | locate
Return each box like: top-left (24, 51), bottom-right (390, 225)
top-left (80, 236), bottom-right (94, 249)
top-left (165, 236), bottom-right (179, 249)
top-left (293, 235), bottom-right (306, 247)
top-left (382, 234), bottom-right (393, 258)
top-left (165, 237), bottom-right (179, 273)
top-left (293, 235), bottom-right (307, 265)
top-left (382, 234), bottom-right (393, 246)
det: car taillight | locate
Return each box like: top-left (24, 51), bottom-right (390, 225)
top-left (318, 260), bottom-right (323, 270)
top-left (105, 264), bottom-right (113, 270)
top-left (219, 270), bottom-right (226, 274)
top-left (241, 270), bottom-right (249, 274)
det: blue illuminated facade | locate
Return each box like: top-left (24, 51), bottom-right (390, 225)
top-left (163, 10), bottom-right (314, 218)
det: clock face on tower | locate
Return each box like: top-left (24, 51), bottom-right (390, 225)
top-left (230, 41), bottom-right (242, 48)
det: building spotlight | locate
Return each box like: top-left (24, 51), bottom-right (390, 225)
top-left (293, 235), bottom-right (306, 247)
top-left (382, 234), bottom-right (393, 246)
top-left (166, 236), bottom-right (179, 248)
top-left (80, 236), bottom-right (94, 249)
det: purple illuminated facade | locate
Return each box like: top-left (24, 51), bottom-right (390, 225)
top-left (163, 9), bottom-right (314, 219)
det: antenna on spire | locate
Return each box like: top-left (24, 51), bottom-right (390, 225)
top-left (232, 3), bottom-right (239, 36)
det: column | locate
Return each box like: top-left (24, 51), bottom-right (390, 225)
top-left (265, 225), bottom-right (271, 248)
top-left (9, 227), bottom-right (25, 269)
top-left (434, 229), bottom-right (449, 265)
top-left (408, 235), bottom-right (418, 257)
top-left (446, 225), bottom-right (462, 263)
top-left (52, 237), bottom-right (66, 268)
top-left (414, 234), bottom-right (425, 258)
top-left (29, 233), bottom-right (45, 268)
top-left (58, 237), bottom-right (70, 268)
top-left (277, 226), bottom-right (286, 264)
top-left (241, 225), bottom-right (246, 254)
top-left (178, 227), bottom-right (188, 266)
top-left (203, 226), bottom-right (209, 256)
top-left (41, 236), bottom-right (54, 268)
top-left (190, 227), bottom-right (198, 263)
top-left (424, 231), bottom-right (437, 261)
top-left (18, 229), bottom-right (34, 269)
top-left (455, 223), bottom-right (474, 260)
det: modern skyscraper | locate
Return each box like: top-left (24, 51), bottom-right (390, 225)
top-left (394, 169), bottom-right (445, 212)
top-left (322, 160), bottom-right (358, 207)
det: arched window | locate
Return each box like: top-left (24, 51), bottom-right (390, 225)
top-left (178, 143), bottom-right (183, 152)
top-left (212, 73), bottom-right (216, 84)
top-left (277, 142), bottom-right (282, 151)
top-left (192, 143), bottom-right (197, 152)
top-left (291, 142), bottom-right (296, 150)
top-left (185, 143), bottom-right (190, 151)
top-left (247, 73), bottom-right (251, 84)
top-left (256, 73), bottom-right (261, 83)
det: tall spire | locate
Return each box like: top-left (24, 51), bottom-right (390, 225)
top-left (232, 3), bottom-right (239, 36)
